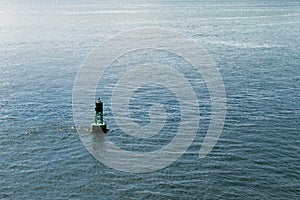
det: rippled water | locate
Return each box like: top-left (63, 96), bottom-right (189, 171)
top-left (1, 0), bottom-right (299, 199)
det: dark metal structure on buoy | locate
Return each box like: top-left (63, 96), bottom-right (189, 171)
top-left (91, 98), bottom-right (107, 133)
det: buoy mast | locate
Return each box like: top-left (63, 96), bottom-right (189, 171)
top-left (95, 98), bottom-right (103, 124)
top-left (91, 98), bottom-right (107, 133)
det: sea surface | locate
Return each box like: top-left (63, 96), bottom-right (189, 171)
top-left (1, 0), bottom-right (299, 199)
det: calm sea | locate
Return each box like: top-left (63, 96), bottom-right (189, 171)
top-left (0, 0), bottom-right (299, 199)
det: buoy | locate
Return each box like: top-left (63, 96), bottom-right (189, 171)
top-left (91, 98), bottom-right (107, 133)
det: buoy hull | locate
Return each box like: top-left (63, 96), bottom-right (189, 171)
top-left (91, 123), bottom-right (107, 133)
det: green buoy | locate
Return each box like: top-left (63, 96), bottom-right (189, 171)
top-left (91, 98), bottom-right (107, 133)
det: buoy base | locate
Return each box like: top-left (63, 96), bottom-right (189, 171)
top-left (91, 123), bottom-right (107, 133)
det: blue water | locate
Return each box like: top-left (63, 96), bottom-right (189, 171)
top-left (1, 0), bottom-right (299, 199)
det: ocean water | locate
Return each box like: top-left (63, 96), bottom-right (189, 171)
top-left (1, 0), bottom-right (299, 199)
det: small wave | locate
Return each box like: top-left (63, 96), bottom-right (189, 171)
top-left (214, 15), bottom-right (270, 20)
top-left (208, 41), bottom-right (282, 49)
top-left (254, 21), bottom-right (300, 27)
top-left (65, 10), bottom-right (147, 15)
